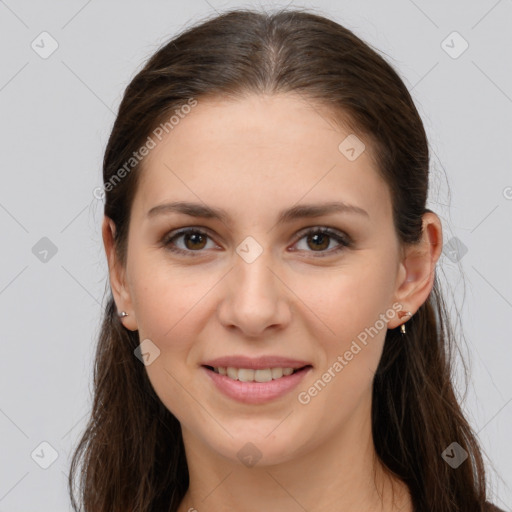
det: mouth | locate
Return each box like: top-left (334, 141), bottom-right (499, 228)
top-left (202, 364), bottom-right (312, 382)
top-left (201, 364), bottom-right (313, 404)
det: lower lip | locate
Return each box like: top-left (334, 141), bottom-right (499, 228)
top-left (201, 366), bottom-right (312, 404)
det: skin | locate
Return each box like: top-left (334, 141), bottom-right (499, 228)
top-left (102, 93), bottom-right (443, 512)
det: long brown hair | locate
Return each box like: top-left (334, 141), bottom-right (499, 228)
top-left (69, 8), bottom-right (491, 511)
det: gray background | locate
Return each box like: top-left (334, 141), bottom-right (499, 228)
top-left (0, 0), bottom-right (511, 510)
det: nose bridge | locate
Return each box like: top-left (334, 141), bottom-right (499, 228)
top-left (217, 237), bottom-right (290, 335)
top-left (232, 239), bottom-right (279, 304)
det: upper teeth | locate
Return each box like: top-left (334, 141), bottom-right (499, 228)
top-left (214, 367), bottom-right (296, 382)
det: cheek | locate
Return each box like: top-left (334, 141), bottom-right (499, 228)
top-left (129, 254), bottom-right (210, 341)
top-left (295, 273), bottom-right (390, 421)
top-left (131, 265), bottom-right (206, 419)
top-left (294, 263), bottom-right (393, 335)
top-left (291, 261), bottom-right (394, 386)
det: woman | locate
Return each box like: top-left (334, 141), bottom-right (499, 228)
top-left (68, 8), bottom-right (506, 512)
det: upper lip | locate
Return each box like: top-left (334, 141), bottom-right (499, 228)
top-left (201, 355), bottom-right (312, 370)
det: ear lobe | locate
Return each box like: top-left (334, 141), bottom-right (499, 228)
top-left (389, 213), bottom-right (443, 329)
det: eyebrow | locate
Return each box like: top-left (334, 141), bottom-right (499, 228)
top-left (147, 200), bottom-right (369, 226)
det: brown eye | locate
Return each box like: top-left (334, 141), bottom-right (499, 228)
top-left (306, 232), bottom-right (330, 251)
top-left (162, 228), bottom-right (215, 256)
top-left (162, 226), bottom-right (352, 258)
top-left (182, 232), bottom-right (207, 250)
top-left (294, 227), bottom-right (352, 256)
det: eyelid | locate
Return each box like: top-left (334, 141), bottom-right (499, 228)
top-left (161, 225), bottom-right (352, 257)
top-left (294, 225), bottom-right (352, 243)
top-left (161, 226), bottom-right (219, 256)
top-left (290, 227), bottom-right (353, 256)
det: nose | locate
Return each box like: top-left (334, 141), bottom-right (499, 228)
top-left (216, 249), bottom-right (292, 338)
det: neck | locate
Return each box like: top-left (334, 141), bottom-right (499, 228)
top-left (176, 399), bottom-right (412, 512)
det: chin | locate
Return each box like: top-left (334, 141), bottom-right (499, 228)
top-left (196, 428), bottom-right (308, 468)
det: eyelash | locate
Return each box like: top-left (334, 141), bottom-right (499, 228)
top-left (161, 226), bottom-right (353, 258)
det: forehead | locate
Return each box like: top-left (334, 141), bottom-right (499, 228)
top-left (133, 93), bottom-right (392, 225)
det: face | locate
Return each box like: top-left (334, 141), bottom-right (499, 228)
top-left (107, 93), bottom-right (412, 466)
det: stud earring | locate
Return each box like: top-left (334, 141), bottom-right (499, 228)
top-left (118, 311), bottom-right (128, 318)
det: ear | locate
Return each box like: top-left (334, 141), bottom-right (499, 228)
top-left (102, 216), bottom-right (138, 331)
top-left (388, 212), bottom-right (443, 329)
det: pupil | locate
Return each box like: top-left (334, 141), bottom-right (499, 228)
top-left (186, 233), bottom-right (206, 250)
top-left (309, 233), bottom-right (328, 250)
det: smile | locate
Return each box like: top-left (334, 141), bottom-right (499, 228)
top-left (202, 365), bottom-right (313, 404)
top-left (207, 366), bottom-right (303, 382)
